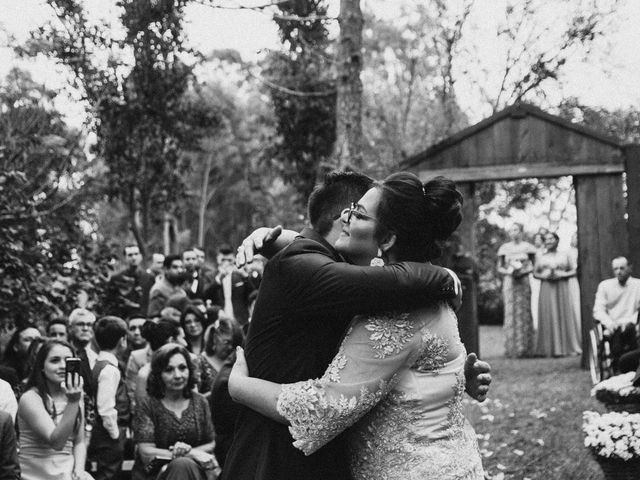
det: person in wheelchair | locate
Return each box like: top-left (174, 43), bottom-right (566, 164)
top-left (593, 256), bottom-right (640, 373)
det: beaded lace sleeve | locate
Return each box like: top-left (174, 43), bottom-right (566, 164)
top-left (276, 313), bottom-right (422, 455)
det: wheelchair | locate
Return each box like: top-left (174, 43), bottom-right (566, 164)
top-left (588, 322), bottom-right (613, 385)
top-left (589, 320), bottom-right (640, 385)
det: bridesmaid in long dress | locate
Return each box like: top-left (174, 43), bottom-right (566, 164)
top-left (17, 340), bottom-right (91, 480)
top-left (533, 232), bottom-right (582, 356)
top-left (497, 224), bottom-right (536, 358)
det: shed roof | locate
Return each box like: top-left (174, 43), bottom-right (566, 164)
top-left (402, 103), bottom-right (623, 168)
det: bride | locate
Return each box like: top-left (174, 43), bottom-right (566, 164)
top-left (229, 172), bottom-right (484, 480)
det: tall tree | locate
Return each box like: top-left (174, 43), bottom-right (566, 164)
top-left (333, 0), bottom-right (364, 168)
top-left (262, 0), bottom-right (337, 203)
top-left (21, 0), bottom-right (218, 255)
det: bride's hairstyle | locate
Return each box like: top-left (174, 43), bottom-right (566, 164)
top-left (375, 172), bottom-right (462, 262)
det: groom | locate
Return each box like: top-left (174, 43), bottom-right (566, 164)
top-left (222, 170), bottom-right (490, 480)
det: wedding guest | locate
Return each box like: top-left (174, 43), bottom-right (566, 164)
top-left (47, 319), bottom-right (69, 342)
top-left (497, 223), bottom-right (536, 357)
top-left (0, 378), bottom-right (17, 422)
top-left (132, 344), bottom-right (218, 480)
top-left (0, 410), bottom-right (20, 480)
top-left (17, 340), bottom-right (90, 480)
top-left (147, 255), bottom-right (187, 319)
top-left (181, 306), bottom-right (207, 356)
top-left (531, 229), bottom-right (548, 331)
top-left (207, 319), bottom-right (245, 469)
top-left (183, 249), bottom-right (208, 301)
top-left (104, 244), bottom-right (155, 320)
top-left (534, 232), bottom-right (582, 356)
top-left (89, 317), bottom-right (130, 480)
top-left (0, 325), bottom-right (42, 387)
top-left (594, 256), bottom-right (640, 372)
top-left (204, 245), bottom-right (258, 328)
top-left (134, 321), bottom-right (185, 406)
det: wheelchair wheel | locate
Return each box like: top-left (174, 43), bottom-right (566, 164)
top-left (589, 329), bottom-right (602, 385)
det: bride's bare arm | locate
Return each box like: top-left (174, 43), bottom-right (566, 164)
top-left (228, 348), bottom-right (287, 424)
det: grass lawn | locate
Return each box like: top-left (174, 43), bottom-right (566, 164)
top-left (464, 355), bottom-right (606, 480)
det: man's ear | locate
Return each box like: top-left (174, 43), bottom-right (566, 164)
top-left (379, 232), bottom-right (397, 255)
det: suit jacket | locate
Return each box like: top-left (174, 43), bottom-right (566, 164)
top-left (221, 228), bottom-right (456, 480)
top-left (185, 270), bottom-right (209, 301)
top-left (104, 267), bottom-right (155, 318)
top-left (204, 271), bottom-right (258, 326)
top-left (0, 411), bottom-right (20, 480)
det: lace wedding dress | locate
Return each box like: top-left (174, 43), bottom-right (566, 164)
top-left (276, 303), bottom-right (484, 480)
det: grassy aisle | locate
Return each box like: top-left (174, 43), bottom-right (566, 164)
top-left (464, 356), bottom-right (606, 480)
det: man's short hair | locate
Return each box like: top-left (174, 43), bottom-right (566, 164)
top-left (612, 255), bottom-right (629, 264)
top-left (163, 254), bottom-right (182, 269)
top-left (94, 316), bottom-right (128, 350)
top-left (123, 244), bottom-right (139, 255)
top-left (217, 244), bottom-right (234, 256)
top-left (68, 308), bottom-right (96, 326)
top-left (307, 170), bottom-right (374, 237)
top-left (46, 318), bottom-right (68, 332)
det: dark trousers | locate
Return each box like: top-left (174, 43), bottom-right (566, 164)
top-left (607, 323), bottom-right (638, 373)
top-left (89, 424), bottom-right (124, 480)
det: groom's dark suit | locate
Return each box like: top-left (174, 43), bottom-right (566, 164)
top-left (222, 228), bottom-right (456, 480)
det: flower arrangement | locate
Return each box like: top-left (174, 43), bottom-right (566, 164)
top-left (591, 372), bottom-right (640, 409)
top-left (583, 411), bottom-right (640, 460)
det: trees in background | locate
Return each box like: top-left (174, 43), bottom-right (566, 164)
top-left (22, 0), bottom-right (219, 255)
top-left (0, 68), bottom-right (112, 323)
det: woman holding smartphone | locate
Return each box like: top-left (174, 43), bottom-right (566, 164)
top-left (17, 339), bottom-right (92, 480)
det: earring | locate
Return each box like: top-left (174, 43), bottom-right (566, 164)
top-left (370, 248), bottom-right (385, 267)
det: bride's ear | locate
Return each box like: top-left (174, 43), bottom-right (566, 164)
top-left (379, 232), bottom-right (397, 255)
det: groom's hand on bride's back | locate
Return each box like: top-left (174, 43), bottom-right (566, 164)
top-left (464, 353), bottom-right (491, 402)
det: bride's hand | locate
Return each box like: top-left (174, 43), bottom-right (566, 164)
top-left (229, 347), bottom-right (249, 401)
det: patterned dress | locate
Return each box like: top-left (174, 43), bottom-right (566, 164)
top-left (498, 241), bottom-right (537, 357)
top-left (276, 304), bottom-right (484, 480)
top-left (131, 393), bottom-right (214, 480)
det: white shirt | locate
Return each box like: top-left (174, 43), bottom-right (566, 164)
top-left (593, 277), bottom-right (640, 330)
top-left (0, 378), bottom-right (17, 422)
top-left (95, 351), bottom-right (121, 440)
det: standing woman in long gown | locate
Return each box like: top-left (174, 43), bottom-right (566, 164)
top-left (497, 223), bottom-right (536, 358)
top-left (533, 232), bottom-right (582, 356)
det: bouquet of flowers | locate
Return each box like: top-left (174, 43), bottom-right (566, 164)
top-left (592, 372), bottom-right (640, 410)
top-left (583, 411), bottom-right (640, 479)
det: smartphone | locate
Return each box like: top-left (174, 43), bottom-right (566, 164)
top-left (65, 357), bottom-right (82, 376)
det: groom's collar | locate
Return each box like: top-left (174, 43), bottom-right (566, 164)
top-left (298, 227), bottom-right (345, 262)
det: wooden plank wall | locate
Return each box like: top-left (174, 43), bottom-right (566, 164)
top-left (624, 145), bottom-right (640, 270)
top-left (574, 174), bottom-right (629, 367)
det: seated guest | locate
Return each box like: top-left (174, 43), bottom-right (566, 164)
top-left (17, 340), bottom-right (90, 480)
top-left (132, 344), bottom-right (218, 480)
top-left (0, 410), bottom-right (20, 480)
top-left (134, 321), bottom-right (185, 406)
top-left (121, 316), bottom-right (147, 365)
top-left (181, 306), bottom-right (208, 356)
top-left (47, 318), bottom-right (69, 342)
top-left (594, 256), bottom-right (640, 372)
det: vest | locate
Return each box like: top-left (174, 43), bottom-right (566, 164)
top-left (91, 359), bottom-right (131, 427)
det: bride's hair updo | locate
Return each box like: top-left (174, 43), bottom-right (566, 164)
top-left (375, 172), bottom-right (463, 262)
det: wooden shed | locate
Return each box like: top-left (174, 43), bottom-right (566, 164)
top-left (402, 103), bottom-right (640, 365)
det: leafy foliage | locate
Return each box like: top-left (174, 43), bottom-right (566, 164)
top-left (0, 68), bottom-right (112, 324)
top-left (263, 0), bottom-right (336, 203)
top-left (21, 0), bottom-right (219, 254)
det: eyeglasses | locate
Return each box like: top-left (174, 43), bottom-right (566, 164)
top-left (341, 202), bottom-right (378, 224)
top-left (74, 322), bottom-right (94, 329)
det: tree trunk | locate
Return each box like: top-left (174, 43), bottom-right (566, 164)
top-left (198, 154), bottom-right (213, 248)
top-left (333, 0), bottom-right (364, 170)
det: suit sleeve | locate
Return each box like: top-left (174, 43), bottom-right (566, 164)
top-left (279, 247), bottom-right (455, 320)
